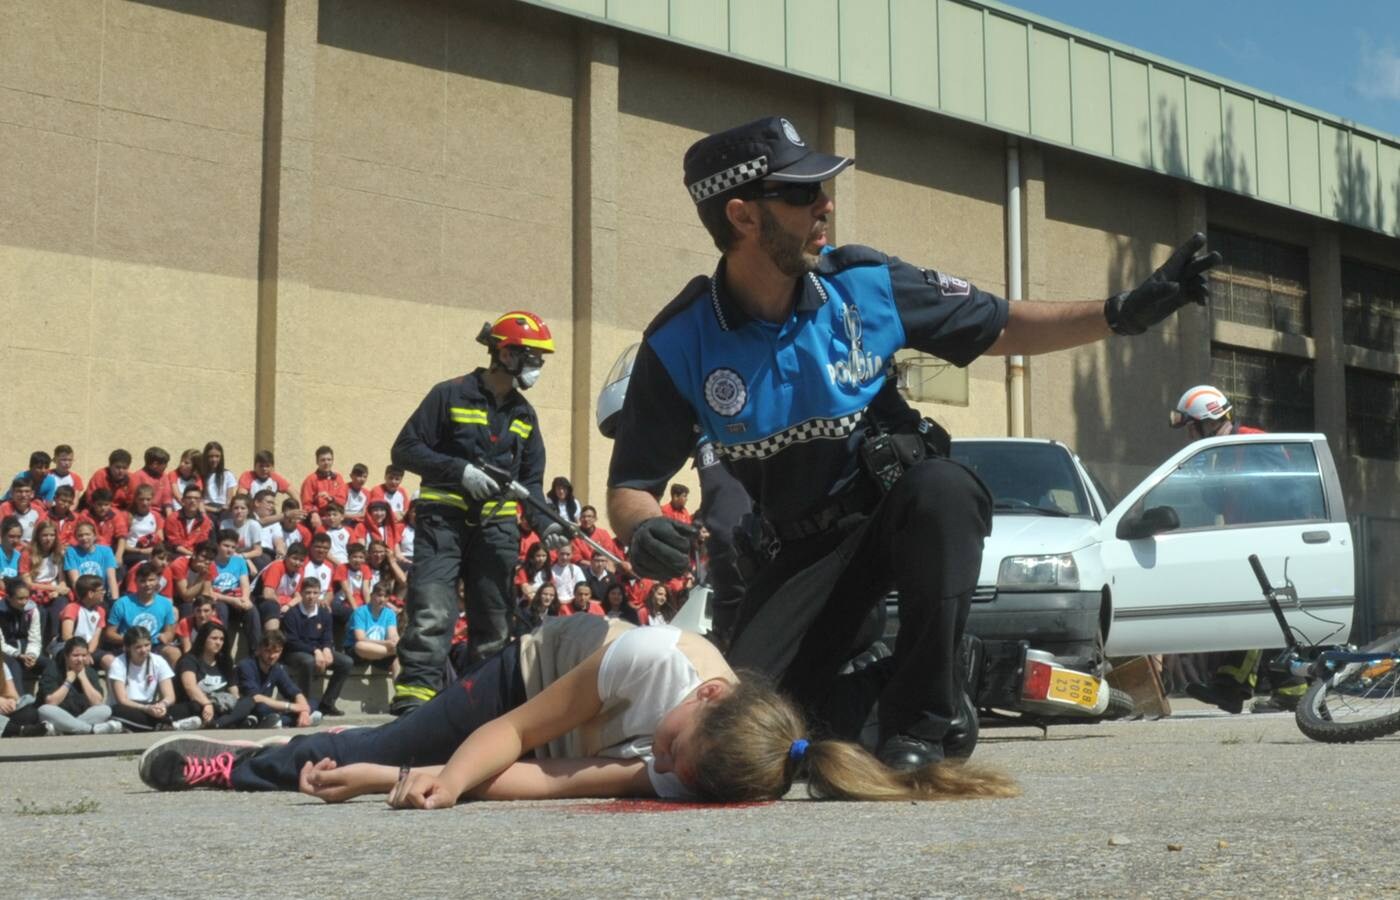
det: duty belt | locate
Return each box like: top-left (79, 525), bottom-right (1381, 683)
top-left (767, 480), bottom-right (879, 543)
top-left (418, 488), bottom-right (518, 518)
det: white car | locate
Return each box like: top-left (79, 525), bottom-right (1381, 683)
top-left (950, 434), bottom-right (1355, 716)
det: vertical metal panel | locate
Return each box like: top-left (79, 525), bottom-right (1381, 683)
top-left (838, 0), bottom-right (890, 94)
top-left (1150, 68), bottom-right (1187, 176)
top-left (889, 0), bottom-right (938, 107)
top-left (1110, 55), bottom-right (1149, 165)
top-left (1028, 29), bottom-right (1071, 144)
top-left (670, 0), bottom-right (729, 51)
top-left (552, 0), bottom-right (606, 15)
top-left (1070, 42), bottom-right (1111, 155)
top-left (607, 0), bottom-right (665, 31)
top-left (1223, 91), bottom-right (1257, 197)
top-left (1348, 134), bottom-right (1380, 230)
top-left (785, 0), bottom-right (840, 80)
top-left (729, 0), bottom-right (786, 66)
top-left (1255, 103), bottom-right (1290, 204)
top-left (984, 14), bottom-right (1028, 132)
top-left (1287, 112), bottom-right (1321, 213)
top-left (1379, 143), bottom-right (1400, 236)
top-left (1187, 79), bottom-right (1221, 184)
top-left (1319, 122), bottom-right (1345, 219)
top-left (937, 0), bottom-right (985, 120)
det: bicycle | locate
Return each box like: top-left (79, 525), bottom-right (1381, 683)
top-left (1249, 554), bottom-right (1400, 743)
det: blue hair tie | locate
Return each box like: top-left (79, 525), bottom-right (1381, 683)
top-left (788, 738), bottom-right (809, 763)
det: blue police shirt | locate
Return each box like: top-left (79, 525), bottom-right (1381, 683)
top-left (608, 245), bottom-right (1007, 523)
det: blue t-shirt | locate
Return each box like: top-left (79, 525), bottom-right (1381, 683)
top-left (7, 471), bottom-right (56, 503)
top-left (212, 555), bottom-right (251, 596)
top-left (64, 545), bottom-right (117, 578)
top-left (347, 604), bottom-right (397, 647)
top-left (108, 594), bottom-right (178, 644)
top-left (0, 546), bottom-right (21, 581)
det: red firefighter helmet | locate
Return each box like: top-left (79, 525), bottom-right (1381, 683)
top-left (477, 311), bottom-right (555, 354)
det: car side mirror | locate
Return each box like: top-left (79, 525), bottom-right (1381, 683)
top-left (1115, 505), bottom-right (1181, 540)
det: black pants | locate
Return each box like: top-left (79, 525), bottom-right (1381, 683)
top-left (284, 650), bottom-right (353, 710)
top-left (232, 643), bottom-right (524, 791)
top-left (728, 458), bottom-right (992, 745)
top-left (110, 701), bottom-right (204, 732)
top-left (397, 509), bottom-right (518, 698)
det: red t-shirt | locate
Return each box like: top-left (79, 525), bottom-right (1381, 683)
top-left (299, 471), bottom-right (348, 515)
top-left (129, 467), bottom-right (173, 511)
top-left (451, 614), bottom-right (469, 646)
top-left (570, 526), bottom-right (625, 565)
top-left (86, 468), bottom-right (137, 510)
top-left (175, 613), bottom-right (224, 642)
top-left (333, 562), bottom-right (373, 608)
top-left (260, 558), bottom-right (303, 606)
top-left (124, 562), bottom-right (175, 599)
top-left (238, 470), bottom-right (291, 496)
top-left (0, 501), bottom-right (47, 541)
top-left (49, 509), bottom-right (80, 546)
top-left (79, 509), bottom-right (129, 548)
top-left (368, 484), bottom-right (410, 518)
top-left (660, 503), bottom-right (692, 525)
top-left (168, 556), bottom-right (214, 597)
top-left (352, 518), bottom-right (403, 550)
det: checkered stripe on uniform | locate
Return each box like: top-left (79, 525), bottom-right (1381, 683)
top-left (720, 413), bottom-right (862, 461)
top-left (688, 155), bottom-right (769, 203)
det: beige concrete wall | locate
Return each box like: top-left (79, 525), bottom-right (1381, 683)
top-left (852, 100), bottom-right (1009, 438)
top-left (1, 0), bottom-right (266, 477)
top-left (283, 0), bottom-right (577, 488)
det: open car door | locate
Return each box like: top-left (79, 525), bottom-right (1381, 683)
top-left (1101, 434), bottom-right (1354, 656)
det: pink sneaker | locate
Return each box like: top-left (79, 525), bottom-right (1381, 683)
top-left (138, 735), bottom-right (256, 791)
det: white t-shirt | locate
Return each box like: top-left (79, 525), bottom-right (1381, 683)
top-left (399, 526), bottom-right (415, 560)
top-left (109, 653), bottom-right (175, 705)
top-left (220, 518), bottom-right (263, 553)
top-left (302, 560), bottom-right (333, 592)
top-left (550, 562), bottom-right (586, 601)
top-left (203, 471), bottom-right (238, 509)
top-left (12, 507), bottom-right (41, 543)
top-left (72, 604), bottom-right (103, 642)
top-left (595, 626), bottom-right (702, 800)
top-left (245, 475), bottom-right (283, 498)
top-left (127, 511), bottom-right (162, 550)
top-left (345, 488), bottom-right (368, 519)
top-left (324, 528), bottom-right (351, 565)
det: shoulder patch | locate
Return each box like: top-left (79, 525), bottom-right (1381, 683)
top-left (816, 244), bottom-right (889, 275)
top-left (643, 275), bottom-right (710, 338)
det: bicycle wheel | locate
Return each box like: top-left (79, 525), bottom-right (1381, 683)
top-left (1295, 630), bottom-right (1400, 743)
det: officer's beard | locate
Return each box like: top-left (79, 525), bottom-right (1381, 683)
top-left (758, 205), bottom-right (819, 278)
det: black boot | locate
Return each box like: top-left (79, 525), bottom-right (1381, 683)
top-left (876, 733), bottom-right (944, 770)
top-left (942, 690), bottom-right (979, 760)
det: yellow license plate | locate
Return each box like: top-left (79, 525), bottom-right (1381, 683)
top-left (1047, 669), bottom-right (1100, 708)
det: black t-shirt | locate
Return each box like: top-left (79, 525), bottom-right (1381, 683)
top-left (175, 654), bottom-right (232, 703)
top-left (37, 658), bottom-right (103, 716)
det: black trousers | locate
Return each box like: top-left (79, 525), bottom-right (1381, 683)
top-left (728, 458), bottom-right (992, 745)
top-left (397, 508), bottom-right (519, 697)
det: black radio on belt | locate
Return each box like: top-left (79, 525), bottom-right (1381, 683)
top-left (859, 417), bottom-right (950, 494)
top-left (860, 431), bottom-right (907, 493)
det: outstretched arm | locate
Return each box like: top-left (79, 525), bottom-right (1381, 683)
top-left (302, 757), bottom-right (651, 804)
top-left (985, 300), bottom-right (1110, 357)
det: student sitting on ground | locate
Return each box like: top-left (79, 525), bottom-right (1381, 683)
top-left (107, 626), bottom-right (201, 732)
top-left (280, 580), bottom-right (351, 719)
top-left (105, 563), bottom-right (180, 668)
top-left (347, 581), bottom-right (399, 676)
top-left (234, 630), bottom-right (320, 729)
top-left (177, 621), bottom-right (259, 729)
top-left (37, 637), bottom-right (122, 735)
top-left (137, 616), bottom-right (1019, 806)
top-left (0, 648), bottom-right (46, 737)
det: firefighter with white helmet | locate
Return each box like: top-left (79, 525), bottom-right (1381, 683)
top-left (1171, 384), bottom-right (1304, 713)
top-left (389, 311), bottom-right (566, 716)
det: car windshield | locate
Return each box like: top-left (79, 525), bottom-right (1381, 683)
top-left (951, 441), bottom-right (1095, 519)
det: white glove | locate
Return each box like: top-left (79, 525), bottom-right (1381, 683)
top-left (540, 522), bottom-right (570, 551)
top-left (460, 463), bottom-right (498, 501)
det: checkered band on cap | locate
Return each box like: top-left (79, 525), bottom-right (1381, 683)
top-left (688, 155), bottom-right (769, 203)
top-left (719, 413), bottom-right (862, 461)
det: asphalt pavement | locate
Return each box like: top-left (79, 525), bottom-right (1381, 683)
top-left (7, 703), bottom-right (1398, 898)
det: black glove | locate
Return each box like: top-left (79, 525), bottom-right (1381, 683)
top-left (628, 516), bottom-right (696, 580)
top-left (1104, 232), bottom-right (1222, 336)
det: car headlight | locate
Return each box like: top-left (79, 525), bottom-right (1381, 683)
top-left (997, 554), bottom-right (1080, 591)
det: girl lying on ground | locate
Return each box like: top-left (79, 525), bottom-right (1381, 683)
top-left (137, 616), bottom-right (1017, 806)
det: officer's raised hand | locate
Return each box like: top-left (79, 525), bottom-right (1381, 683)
top-left (540, 523), bottom-right (571, 552)
top-left (1104, 233), bottom-right (1222, 336)
top-left (459, 462), bottom-right (499, 501)
top-left (628, 517), bottom-right (696, 580)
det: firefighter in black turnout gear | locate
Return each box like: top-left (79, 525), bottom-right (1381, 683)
top-left (605, 115), bottom-right (1222, 770)
top-left (390, 311), bottom-right (565, 716)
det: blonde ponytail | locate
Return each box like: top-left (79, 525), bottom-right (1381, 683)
top-left (690, 673), bottom-right (1018, 803)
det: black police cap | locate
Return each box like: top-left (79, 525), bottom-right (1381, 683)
top-left (683, 116), bottom-right (853, 204)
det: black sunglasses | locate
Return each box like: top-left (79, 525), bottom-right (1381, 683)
top-left (750, 180), bottom-right (823, 207)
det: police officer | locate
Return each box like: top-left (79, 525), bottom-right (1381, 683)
top-left (605, 116), bottom-right (1221, 769)
top-left (389, 311), bottom-right (566, 716)
top-left (1171, 385), bottom-right (1305, 713)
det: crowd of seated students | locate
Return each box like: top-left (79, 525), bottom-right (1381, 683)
top-left (0, 442), bottom-right (705, 739)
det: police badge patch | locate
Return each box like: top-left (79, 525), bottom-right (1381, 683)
top-left (704, 368), bottom-right (747, 417)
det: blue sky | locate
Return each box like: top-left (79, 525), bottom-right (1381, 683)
top-left (1001, 1), bottom-right (1400, 137)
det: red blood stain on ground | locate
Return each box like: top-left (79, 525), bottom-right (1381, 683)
top-left (568, 799), bottom-right (775, 814)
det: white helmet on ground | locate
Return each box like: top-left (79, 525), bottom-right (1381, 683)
top-left (1170, 385), bottom-right (1232, 428)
